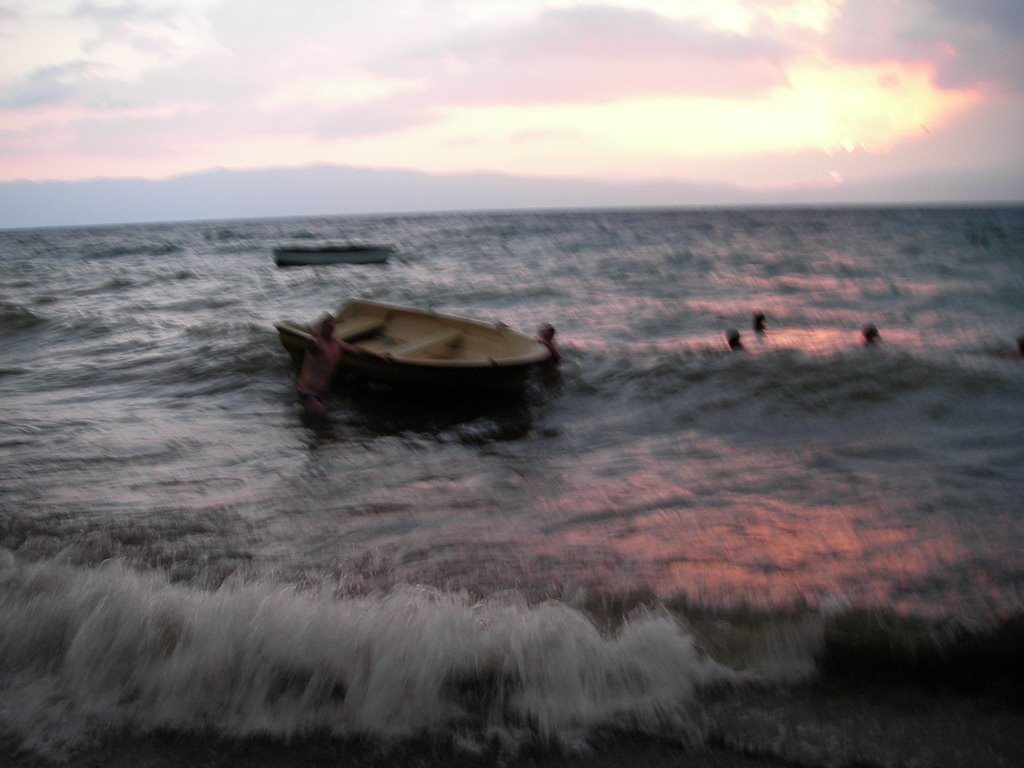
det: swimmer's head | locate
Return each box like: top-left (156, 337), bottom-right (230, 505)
top-left (317, 314), bottom-right (336, 337)
top-left (726, 328), bottom-right (743, 350)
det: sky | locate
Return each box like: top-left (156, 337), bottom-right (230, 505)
top-left (1, 0), bottom-right (1023, 198)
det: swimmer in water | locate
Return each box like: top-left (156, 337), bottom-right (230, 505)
top-left (537, 323), bottom-right (562, 363)
top-left (727, 328), bottom-right (743, 351)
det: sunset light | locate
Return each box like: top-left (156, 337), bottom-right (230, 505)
top-left (0, 0), bottom-right (1021, 210)
top-left (2, 9), bottom-right (1023, 768)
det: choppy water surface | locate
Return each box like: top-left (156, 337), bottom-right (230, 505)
top-left (2, 207), bottom-right (1023, 767)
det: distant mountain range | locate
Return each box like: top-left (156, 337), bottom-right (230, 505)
top-left (1, 163), bottom-right (1021, 229)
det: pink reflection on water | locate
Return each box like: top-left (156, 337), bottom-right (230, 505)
top-left (527, 456), bottom-right (979, 617)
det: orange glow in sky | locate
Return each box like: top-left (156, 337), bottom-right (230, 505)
top-left (296, 59), bottom-right (980, 184)
top-left (0, 0), bottom-right (1019, 203)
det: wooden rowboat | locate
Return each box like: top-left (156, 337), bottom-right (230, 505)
top-left (275, 298), bottom-right (552, 391)
top-left (273, 243), bottom-right (393, 267)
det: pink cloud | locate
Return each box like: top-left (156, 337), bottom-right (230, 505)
top-left (373, 6), bottom-right (791, 106)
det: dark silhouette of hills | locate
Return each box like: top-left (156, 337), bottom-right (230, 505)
top-left (1, 163), bottom-right (1020, 228)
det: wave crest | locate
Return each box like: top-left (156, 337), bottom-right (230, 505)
top-left (0, 558), bottom-right (747, 757)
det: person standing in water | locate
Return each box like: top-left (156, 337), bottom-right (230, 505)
top-left (297, 314), bottom-right (372, 417)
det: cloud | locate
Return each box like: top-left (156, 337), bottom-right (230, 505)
top-left (0, 1), bottom-right (226, 113)
top-left (929, 0), bottom-right (1024, 32)
top-left (247, 4), bottom-right (795, 143)
top-left (4, 2), bottom-right (998, 143)
top-left (0, 0), bottom-right (1021, 191)
top-left (71, 1), bottom-right (224, 74)
top-left (819, 0), bottom-right (1024, 92)
top-left (374, 6), bottom-right (792, 106)
top-left (470, 6), bottom-right (787, 61)
top-left (311, 97), bottom-right (438, 139)
top-left (0, 60), bottom-right (98, 107)
top-left (925, 0), bottom-right (1024, 91)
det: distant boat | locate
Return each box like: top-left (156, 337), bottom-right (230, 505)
top-left (275, 298), bottom-right (551, 391)
top-left (272, 243), bottom-right (393, 267)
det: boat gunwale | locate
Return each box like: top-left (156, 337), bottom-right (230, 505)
top-left (272, 243), bottom-right (394, 255)
top-left (276, 298), bottom-right (551, 371)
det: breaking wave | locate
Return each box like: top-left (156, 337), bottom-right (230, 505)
top-left (0, 555), bottom-right (756, 758)
top-left (2, 554), bottom-right (1019, 763)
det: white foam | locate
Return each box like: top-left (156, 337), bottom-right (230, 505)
top-left (0, 557), bottom-right (761, 757)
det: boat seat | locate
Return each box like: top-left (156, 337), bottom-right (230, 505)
top-left (333, 316), bottom-right (386, 341)
top-left (389, 329), bottom-right (462, 357)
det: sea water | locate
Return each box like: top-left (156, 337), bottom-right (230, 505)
top-left (1, 207), bottom-right (1023, 766)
